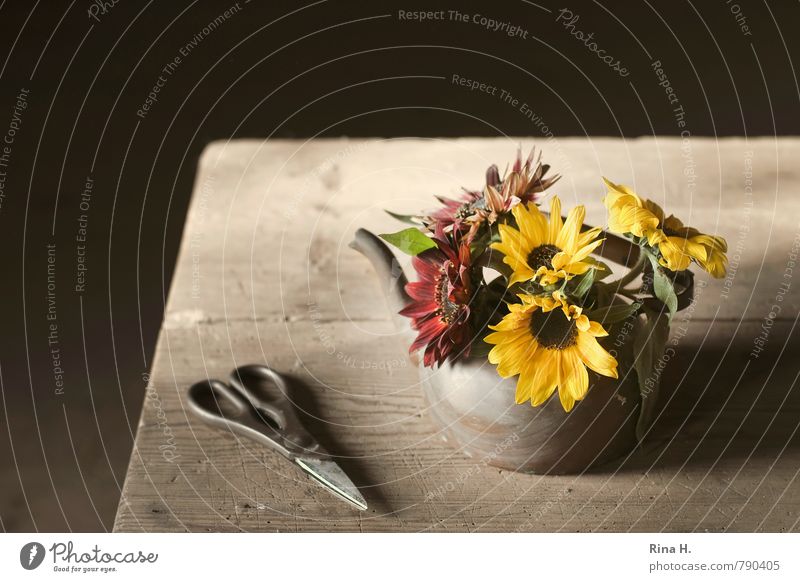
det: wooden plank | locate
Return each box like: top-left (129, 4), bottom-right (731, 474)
top-left (114, 138), bottom-right (800, 532)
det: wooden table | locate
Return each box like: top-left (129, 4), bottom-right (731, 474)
top-left (114, 137), bottom-right (800, 532)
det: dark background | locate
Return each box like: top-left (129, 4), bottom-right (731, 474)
top-left (0, 0), bottom-right (797, 531)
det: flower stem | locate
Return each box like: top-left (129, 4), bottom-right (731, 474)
top-left (611, 250), bottom-right (646, 292)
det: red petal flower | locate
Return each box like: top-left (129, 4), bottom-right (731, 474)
top-left (428, 189), bottom-right (482, 235)
top-left (427, 147), bottom-right (559, 234)
top-left (399, 229), bottom-right (473, 367)
top-left (510, 146), bottom-right (561, 203)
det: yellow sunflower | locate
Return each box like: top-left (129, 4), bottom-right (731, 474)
top-left (484, 292), bottom-right (618, 412)
top-left (491, 196), bottom-right (604, 287)
top-left (603, 178), bottom-right (728, 277)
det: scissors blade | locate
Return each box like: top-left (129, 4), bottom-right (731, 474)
top-left (295, 458), bottom-right (368, 511)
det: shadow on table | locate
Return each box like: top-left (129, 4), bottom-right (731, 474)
top-left (604, 317), bottom-right (800, 473)
top-left (287, 374), bottom-right (391, 514)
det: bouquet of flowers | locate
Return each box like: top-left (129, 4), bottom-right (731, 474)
top-left (380, 147), bottom-right (728, 429)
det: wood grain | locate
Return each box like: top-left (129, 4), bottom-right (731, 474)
top-left (114, 138), bottom-right (800, 532)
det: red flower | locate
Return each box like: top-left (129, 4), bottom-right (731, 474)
top-left (399, 231), bottom-right (473, 367)
top-left (427, 147), bottom-right (560, 236)
top-left (510, 146), bottom-right (560, 202)
top-left (428, 188), bottom-right (482, 235)
top-left (483, 147), bottom-right (560, 222)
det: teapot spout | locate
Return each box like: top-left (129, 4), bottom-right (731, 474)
top-left (349, 228), bottom-right (416, 348)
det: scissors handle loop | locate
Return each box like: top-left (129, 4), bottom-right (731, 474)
top-left (187, 368), bottom-right (323, 460)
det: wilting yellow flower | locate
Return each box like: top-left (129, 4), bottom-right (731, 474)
top-left (603, 178), bottom-right (728, 277)
top-left (485, 292), bottom-right (618, 412)
top-left (603, 179), bottom-right (661, 237)
top-left (491, 196), bottom-right (604, 287)
top-left (656, 215), bottom-right (728, 278)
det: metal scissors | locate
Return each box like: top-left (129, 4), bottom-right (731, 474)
top-left (187, 364), bottom-right (367, 511)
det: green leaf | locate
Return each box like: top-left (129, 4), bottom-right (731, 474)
top-left (633, 307), bottom-right (670, 441)
top-left (571, 267), bottom-right (596, 300)
top-left (384, 209), bottom-right (422, 225)
top-left (647, 253), bottom-right (678, 318)
top-left (587, 301), bottom-right (641, 326)
top-left (469, 227), bottom-right (491, 257)
top-left (379, 228), bottom-right (436, 256)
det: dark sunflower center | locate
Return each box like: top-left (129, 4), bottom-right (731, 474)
top-left (529, 309), bottom-right (577, 349)
top-left (527, 244), bottom-right (561, 270)
top-left (434, 268), bottom-right (462, 324)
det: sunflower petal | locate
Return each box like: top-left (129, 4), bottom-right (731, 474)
top-left (558, 349), bottom-right (589, 411)
top-left (530, 350), bottom-right (558, 406)
top-left (565, 349), bottom-right (590, 400)
top-left (578, 226), bottom-right (603, 248)
top-left (586, 320), bottom-right (609, 337)
top-left (548, 196), bottom-right (562, 244)
top-left (556, 204), bottom-right (585, 252)
top-left (508, 269), bottom-right (534, 286)
top-left (577, 333), bottom-right (618, 378)
top-left (514, 352), bottom-right (539, 404)
top-left (513, 202), bottom-right (548, 246)
top-left (570, 238), bottom-right (604, 263)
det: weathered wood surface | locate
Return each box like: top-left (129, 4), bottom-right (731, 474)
top-left (114, 138), bottom-right (800, 532)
